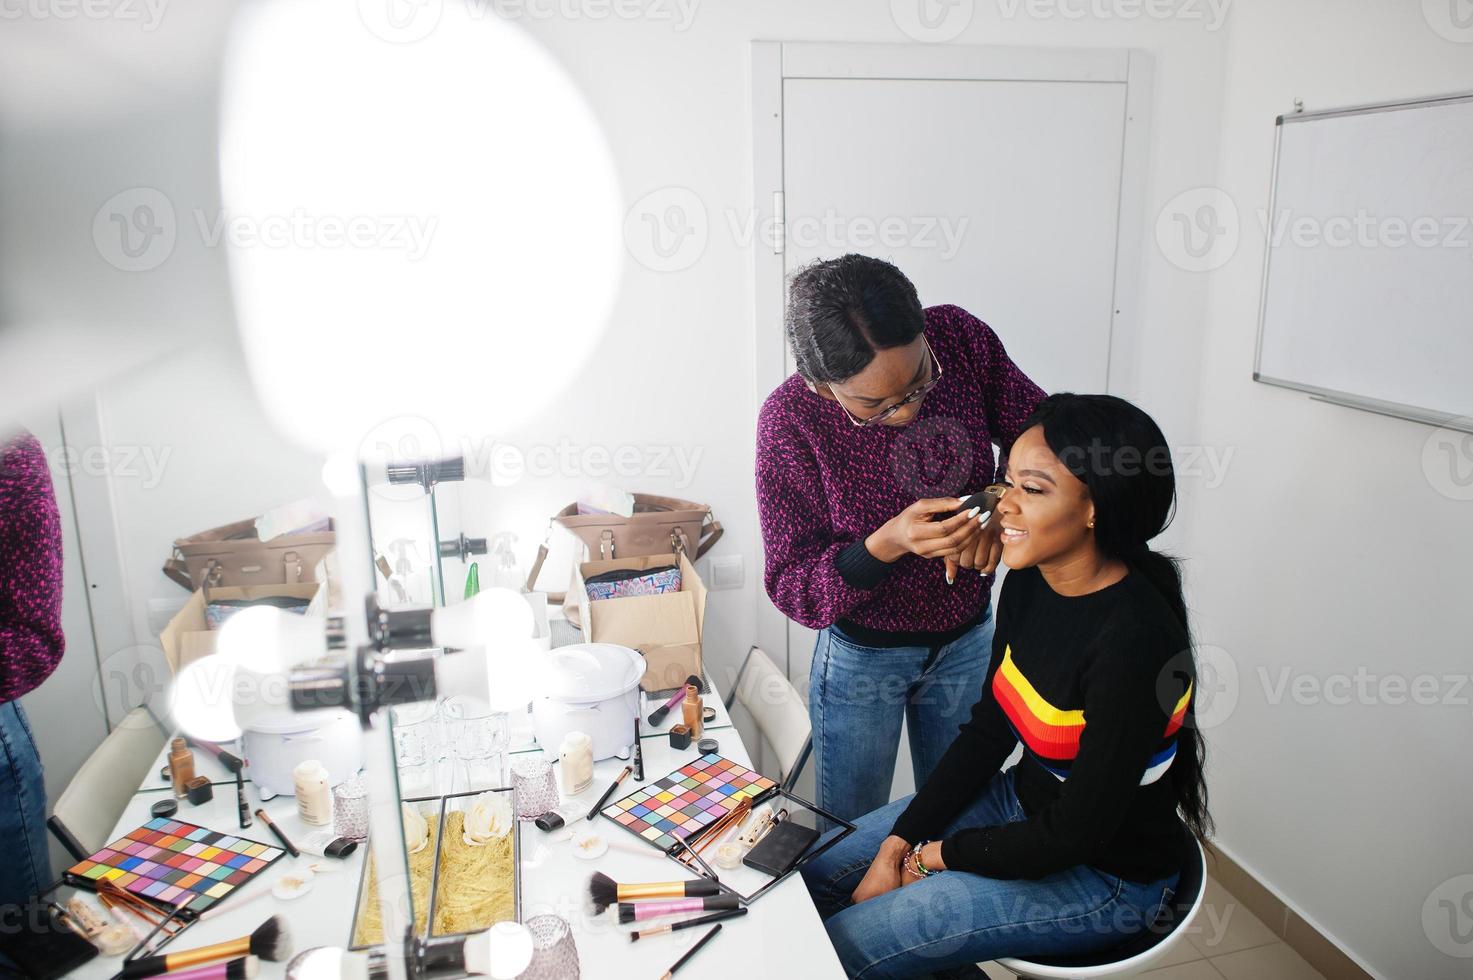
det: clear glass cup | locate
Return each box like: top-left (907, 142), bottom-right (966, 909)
top-left (392, 702), bottom-right (440, 767)
top-left (515, 914), bottom-right (579, 980)
top-left (444, 697), bottom-right (510, 792)
top-left (332, 772), bottom-right (370, 841)
top-left (393, 702), bottom-right (443, 799)
top-left (510, 751), bottom-right (558, 821)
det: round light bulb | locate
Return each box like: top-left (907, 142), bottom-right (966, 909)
top-left (168, 656), bottom-right (244, 743)
top-left (217, 605), bottom-right (327, 674)
top-left (431, 587), bottom-right (534, 651)
top-left (479, 921), bottom-right (534, 979)
top-left (218, 0), bottom-right (622, 457)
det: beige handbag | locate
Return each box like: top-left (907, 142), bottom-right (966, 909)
top-left (162, 518), bottom-right (336, 592)
top-left (526, 494), bottom-right (723, 601)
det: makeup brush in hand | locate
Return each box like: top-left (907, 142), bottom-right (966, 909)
top-left (587, 871), bottom-right (722, 915)
top-left (120, 916), bottom-right (291, 978)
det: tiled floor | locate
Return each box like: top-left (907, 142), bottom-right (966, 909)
top-left (978, 874), bottom-right (1326, 979)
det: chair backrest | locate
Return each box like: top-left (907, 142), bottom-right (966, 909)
top-left (51, 707), bottom-right (168, 855)
top-left (724, 647), bottom-right (810, 783)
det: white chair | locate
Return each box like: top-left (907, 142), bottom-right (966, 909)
top-left (995, 834), bottom-right (1208, 978)
top-left (722, 646), bottom-right (812, 791)
top-left (49, 707), bottom-right (169, 858)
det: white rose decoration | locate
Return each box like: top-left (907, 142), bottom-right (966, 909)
top-left (402, 803), bottom-right (430, 855)
top-left (462, 792), bottom-right (513, 846)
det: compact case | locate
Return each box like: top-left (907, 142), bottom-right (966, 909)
top-left (743, 820), bottom-right (820, 877)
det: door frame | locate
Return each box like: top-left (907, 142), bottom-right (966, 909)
top-left (748, 41), bottom-right (1155, 682)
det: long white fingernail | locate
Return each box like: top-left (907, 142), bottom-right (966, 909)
top-left (977, 511), bottom-right (991, 524)
top-left (946, 572), bottom-right (954, 585)
top-left (966, 506), bottom-right (981, 519)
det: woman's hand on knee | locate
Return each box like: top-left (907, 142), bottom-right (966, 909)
top-left (851, 836), bottom-right (909, 904)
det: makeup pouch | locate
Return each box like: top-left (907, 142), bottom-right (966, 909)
top-left (584, 564), bottom-right (681, 601)
top-left (743, 820), bottom-right (819, 878)
top-left (205, 594), bottom-right (313, 629)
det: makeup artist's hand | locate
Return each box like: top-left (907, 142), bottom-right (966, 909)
top-left (952, 512), bottom-right (1003, 574)
top-left (867, 498), bottom-right (985, 565)
top-left (851, 836), bottom-right (909, 904)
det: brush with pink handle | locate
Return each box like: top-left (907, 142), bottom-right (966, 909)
top-left (617, 894), bottom-right (740, 924)
top-left (156, 956), bottom-right (257, 980)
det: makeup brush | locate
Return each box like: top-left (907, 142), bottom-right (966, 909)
top-left (659, 923), bottom-right (723, 980)
top-left (586, 765), bottom-right (632, 821)
top-left (152, 956), bottom-right (258, 980)
top-left (120, 916), bottom-right (291, 978)
top-left (587, 871), bottom-right (721, 915)
top-left (647, 675), bottom-right (702, 726)
top-left (617, 894), bottom-right (740, 924)
top-left (629, 906), bottom-right (747, 942)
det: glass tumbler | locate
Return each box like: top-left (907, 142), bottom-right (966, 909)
top-left (510, 751), bottom-right (558, 821)
top-left (444, 697), bottom-right (510, 792)
top-left (332, 772), bottom-right (370, 841)
top-left (393, 702), bottom-right (441, 799)
top-left (515, 914), bottom-right (579, 980)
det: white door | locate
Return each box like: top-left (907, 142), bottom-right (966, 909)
top-left (752, 44), bottom-right (1148, 801)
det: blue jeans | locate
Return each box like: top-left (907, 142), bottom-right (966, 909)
top-left (809, 608), bottom-right (993, 823)
top-left (802, 769), bottom-right (1179, 979)
top-left (0, 702), bottom-right (51, 906)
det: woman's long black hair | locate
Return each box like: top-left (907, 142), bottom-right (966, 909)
top-left (1022, 393), bottom-right (1213, 844)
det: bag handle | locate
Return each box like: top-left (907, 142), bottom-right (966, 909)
top-left (162, 550), bottom-right (193, 591)
top-left (525, 523), bottom-right (567, 604)
top-left (670, 516), bottom-right (724, 559)
top-left (200, 561), bottom-right (223, 605)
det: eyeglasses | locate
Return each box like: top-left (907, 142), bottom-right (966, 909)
top-left (824, 337), bottom-right (943, 427)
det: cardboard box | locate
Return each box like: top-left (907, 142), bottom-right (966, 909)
top-left (160, 582), bottom-right (325, 674)
top-left (570, 552), bottom-right (706, 693)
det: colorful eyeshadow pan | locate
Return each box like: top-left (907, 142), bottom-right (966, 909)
top-left (600, 754), bottom-right (777, 852)
top-left (63, 818), bottom-right (285, 917)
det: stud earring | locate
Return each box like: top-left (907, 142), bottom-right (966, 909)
top-left (1087, 519), bottom-right (1095, 529)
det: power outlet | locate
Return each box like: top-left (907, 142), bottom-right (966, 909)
top-left (708, 554), bottom-right (745, 591)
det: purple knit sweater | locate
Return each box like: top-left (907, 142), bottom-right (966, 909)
top-left (757, 305), bottom-right (1045, 633)
top-left (0, 433), bottom-right (65, 703)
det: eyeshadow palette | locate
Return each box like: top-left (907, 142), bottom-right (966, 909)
top-left (601, 754), bottom-right (777, 852)
top-left (63, 818), bottom-right (285, 917)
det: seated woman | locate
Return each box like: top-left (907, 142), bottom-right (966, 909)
top-left (801, 393), bottom-right (1209, 979)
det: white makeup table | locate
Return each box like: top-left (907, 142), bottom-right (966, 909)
top-left (66, 679), bottom-right (845, 980)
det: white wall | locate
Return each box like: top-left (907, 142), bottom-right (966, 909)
top-left (1185, 3), bottom-right (1473, 978)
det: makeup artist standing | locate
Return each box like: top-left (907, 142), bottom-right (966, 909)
top-left (0, 431), bottom-right (65, 906)
top-left (756, 255), bottom-right (1045, 821)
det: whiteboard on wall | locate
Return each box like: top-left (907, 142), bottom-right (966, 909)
top-left (1254, 92), bottom-right (1473, 431)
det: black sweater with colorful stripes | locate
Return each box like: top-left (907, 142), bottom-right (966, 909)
top-left (890, 565), bottom-right (1193, 883)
